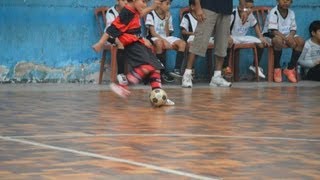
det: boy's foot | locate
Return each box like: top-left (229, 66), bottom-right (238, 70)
top-left (92, 42), bottom-right (104, 52)
top-left (182, 73), bottom-right (193, 88)
top-left (209, 76), bottom-right (232, 87)
top-left (161, 73), bottom-right (175, 83)
top-left (163, 99), bottom-right (175, 106)
top-left (249, 65), bottom-right (266, 79)
top-left (223, 66), bottom-right (233, 78)
top-left (283, 68), bottom-right (297, 83)
top-left (110, 83), bottom-right (130, 98)
top-left (117, 74), bottom-right (128, 85)
top-left (169, 69), bottom-right (183, 78)
top-left (274, 68), bottom-right (282, 83)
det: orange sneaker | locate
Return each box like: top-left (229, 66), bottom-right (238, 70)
top-left (283, 68), bottom-right (297, 83)
top-left (274, 68), bottom-right (282, 83)
top-left (223, 66), bottom-right (233, 78)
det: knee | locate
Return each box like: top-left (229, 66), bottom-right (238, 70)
top-left (154, 41), bottom-right (163, 53)
top-left (295, 37), bottom-right (305, 51)
top-left (175, 40), bottom-right (186, 51)
top-left (272, 36), bottom-right (284, 50)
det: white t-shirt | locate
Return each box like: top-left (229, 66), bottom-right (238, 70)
top-left (180, 12), bottom-right (198, 33)
top-left (230, 8), bottom-right (257, 36)
top-left (179, 12), bottom-right (214, 44)
top-left (263, 5), bottom-right (297, 36)
top-left (145, 10), bottom-right (174, 38)
top-left (298, 39), bottom-right (320, 68)
top-left (105, 5), bottom-right (119, 30)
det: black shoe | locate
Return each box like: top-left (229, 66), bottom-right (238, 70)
top-left (169, 69), bottom-right (183, 78)
top-left (161, 73), bottom-right (175, 83)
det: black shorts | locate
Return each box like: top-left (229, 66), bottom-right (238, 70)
top-left (124, 42), bottom-right (164, 70)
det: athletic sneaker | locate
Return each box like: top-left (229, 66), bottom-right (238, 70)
top-left (169, 69), bottom-right (182, 78)
top-left (182, 73), bottom-right (193, 88)
top-left (164, 99), bottom-right (175, 106)
top-left (110, 83), bottom-right (130, 98)
top-left (283, 68), bottom-right (297, 83)
top-left (209, 75), bottom-right (232, 87)
top-left (274, 68), bottom-right (282, 83)
top-left (161, 73), bottom-right (175, 83)
top-left (117, 74), bottom-right (128, 85)
top-left (249, 65), bottom-right (266, 79)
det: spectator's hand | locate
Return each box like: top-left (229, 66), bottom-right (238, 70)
top-left (195, 7), bottom-right (205, 23)
top-left (260, 37), bottom-right (270, 47)
top-left (152, 0), bottom-right (161, 8)
top-left (143, 38), bottom-right (152, 48)
top-left (115, 38), bottom-right (124, 49)
top-left (286, 35), bottom-right (296, 47)
top-left (165, 11), bottom-right (171, 21)
top-left (240, 11), bottom-right (249, 25)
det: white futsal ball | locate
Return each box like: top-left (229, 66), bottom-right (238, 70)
top-left (149, 88), bottom-right (167, 107)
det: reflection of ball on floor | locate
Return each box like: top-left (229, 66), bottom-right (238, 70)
top-left (149, 88), bottom-right (167, 107)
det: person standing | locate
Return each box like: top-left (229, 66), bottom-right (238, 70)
top-left (182, 0), bottom-right (247, 87)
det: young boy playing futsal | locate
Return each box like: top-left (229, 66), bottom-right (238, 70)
top-left (98, 0), bottom-right (175, 105)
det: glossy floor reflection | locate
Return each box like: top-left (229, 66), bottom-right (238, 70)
top-left (0, 83), bottom-right (319, 179)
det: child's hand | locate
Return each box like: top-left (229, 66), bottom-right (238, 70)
top-left (259, 37), bottom-right (270, 47)
top-left (240, 12), bottom-right (249, 25)
top-left (286, 35), bottom-right (296, 47)
top-left (115, 38), bottom-right (124, 49)
top-left (151, 0), bottom-right (161, 9)
top-left (165, 12), bottom-right (171, 21)
top-left (143, 38), bottom-right (152, 48)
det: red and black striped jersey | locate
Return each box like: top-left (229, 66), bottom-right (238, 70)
top-left (106, 5), bottom-right (144, 46)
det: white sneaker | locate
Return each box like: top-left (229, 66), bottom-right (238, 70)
top-left (249, 65), bottom-right (266, 79)
top-left (182, 73), bottom-right (193, 88)
top-left (164, 98), bottom-right (175, 106)
top-left (110, 83), bottom-right (130, 98)
top-left (209, 76), bottom-right (232, 87)
top-left (117, 74), bottom-right (128, 85)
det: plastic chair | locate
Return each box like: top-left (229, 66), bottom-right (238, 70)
top-left (229, 6), bottom-right (273, 82)
top-left (94, 6), bottom-right (118, 84)
top-left (253, 6), bottom-right (274, 82)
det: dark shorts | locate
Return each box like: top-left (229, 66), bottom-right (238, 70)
top-left (124, 42), bottom-right (164, 70)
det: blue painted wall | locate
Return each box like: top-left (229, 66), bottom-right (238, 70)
top-left (0, 0), bottom-right (319, 82)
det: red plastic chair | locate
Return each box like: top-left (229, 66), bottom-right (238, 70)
top-left (94, 6), bottom-right (118, 84)
top-left (229, 6), bottom-right (273, 82)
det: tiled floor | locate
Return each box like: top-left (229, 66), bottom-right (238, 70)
top-left (0, 82), bottom-right (320, 179)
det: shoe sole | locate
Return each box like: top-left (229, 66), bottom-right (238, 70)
top-left (249, 67), bottom-right (266, 79)
top-left (169, 72), bottom-right (183, 79)
top-left (110, 83), bottom-right (130, 98)
top-left (209, 83), bottom-right (232, 87)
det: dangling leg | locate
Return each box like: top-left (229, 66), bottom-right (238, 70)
top-left (110, 64), bottom-right (156, 98)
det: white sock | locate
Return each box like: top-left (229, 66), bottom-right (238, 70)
top-left (213, 71), bottom-right (222, 77)
top-left (184, 69), bottom-right (192, 75)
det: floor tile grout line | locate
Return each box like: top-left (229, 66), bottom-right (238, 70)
top-left (0, 135), bottom-right (220, 180)
top-left (7, 133), bottom-right (320, 142)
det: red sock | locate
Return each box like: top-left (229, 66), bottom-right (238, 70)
top-left (149, 71), bottom-right (161, 89)
top-left (127, 65), bottom-right (156, 85)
